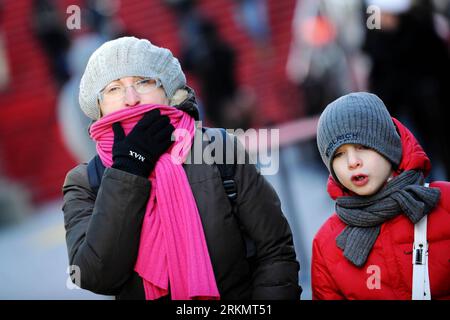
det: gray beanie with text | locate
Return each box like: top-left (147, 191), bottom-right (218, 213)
top-left (316, 92), bottom-right (402, 181)
top-left (79, 36), bottom-right (186, 120)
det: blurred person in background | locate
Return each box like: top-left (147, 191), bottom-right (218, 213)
top-left (287, 0), bottom-right (362, 117)
top-left (57, 34), bottom-right (104, 164)
top-left (62, 36), bottom-right (301, 300)
top-left (233, 0), bottom-right (271, 57)
top-left (313, 92), bottom-right (450, 299)
top-left (84, 0), bottom-right (125, 39)
top-left (362, 0), bottom-right (450, 180)
top-left (165, 0), bottom-right (248, 129)
top-left (286, 0), bottom-right (364, 166)
top-left (181, 19), bottom-right (239, 128)
top-left (31, 0), bottom-right (71, 87)
top-left (58, 0), bottom-right (126, 164)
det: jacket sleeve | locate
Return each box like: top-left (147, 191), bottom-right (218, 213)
top-left (233, 136), bottom-right (301, 300)
top-left (311, 236), bottom-right (344, 300)
top-left (62, 164), bottom-right (150, 295)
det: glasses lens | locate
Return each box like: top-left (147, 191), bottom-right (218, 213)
top-left (99, 78), bottom-right (160, 103)
top-left (135, 78), bottom-right (158, 94)
top-left (101, 85), bottom-right (124, 103)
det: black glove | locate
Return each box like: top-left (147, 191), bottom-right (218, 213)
top-left (111, 109), bottom-right (175, 178)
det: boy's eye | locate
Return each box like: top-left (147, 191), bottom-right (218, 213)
top-left (334, 151), bottom-right (343, 158)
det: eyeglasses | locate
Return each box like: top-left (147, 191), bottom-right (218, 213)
top-left (98, 77), bottom-right (162, 104)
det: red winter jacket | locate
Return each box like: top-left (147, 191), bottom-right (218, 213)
top-left (312, 118), bottom-right (450, 300)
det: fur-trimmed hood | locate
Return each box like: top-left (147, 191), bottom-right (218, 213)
top-left (171, 86), bottom-right (200, 121)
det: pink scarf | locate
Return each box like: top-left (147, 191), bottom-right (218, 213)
top-left (89, 104), bottom-right (220, 300)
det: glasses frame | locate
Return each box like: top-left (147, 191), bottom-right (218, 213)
top-left (97, 77), bottom-right (162, 105)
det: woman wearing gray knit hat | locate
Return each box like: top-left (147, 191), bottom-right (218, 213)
top-left (312, 92), bottom-right (450, 300)
top-left (62, 36), bottom-right (301, 300)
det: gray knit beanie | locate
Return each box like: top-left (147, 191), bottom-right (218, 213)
top-left (79, 36), bottom-right (186, 120)
top-left (317, 92), bottom-right (402, 182)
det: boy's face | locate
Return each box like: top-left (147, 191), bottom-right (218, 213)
top-left (98, 76), bottom-right (169, 117)
top-left (332, 144), bottom-right (393, 196)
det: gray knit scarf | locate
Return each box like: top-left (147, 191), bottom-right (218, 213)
top-left (335, 170), bottom-right (440, 268)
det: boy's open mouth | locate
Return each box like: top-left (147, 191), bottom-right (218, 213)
top-left (351, 174), bottom-right (369, 186)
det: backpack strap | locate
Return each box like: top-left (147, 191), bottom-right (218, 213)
top-left (202, 127), bottom-right (238, 203)
top-left (215, 128), bottom-right (238, 203)
top-left (412, 182), bottom-right (431, 300)
top-left (203, 127), bottom-right (256, 260)
top-left (87, 155), bottom-right (105, 195)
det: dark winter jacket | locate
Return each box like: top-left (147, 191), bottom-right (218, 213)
top-left (62, 127), bottom-right (301, 300)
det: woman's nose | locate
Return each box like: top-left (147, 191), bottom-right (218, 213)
top-left (124, 86), bottom-right (141, 107)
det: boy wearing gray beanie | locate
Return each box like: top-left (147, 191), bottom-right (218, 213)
top-left (316, 92), bottom-right (402, 193)
top-left (311, 92), bottom-right (450, 300)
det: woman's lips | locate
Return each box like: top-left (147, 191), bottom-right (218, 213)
top-left (351, 174), bottom-right (369, 187)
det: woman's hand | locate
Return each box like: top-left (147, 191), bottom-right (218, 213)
top-left (111, 109), bottom-right (174, 177)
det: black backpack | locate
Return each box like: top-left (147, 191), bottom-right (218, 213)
top-left (86, 128), bottom-right (256, 260)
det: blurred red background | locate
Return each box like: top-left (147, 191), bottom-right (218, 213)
top-left (0, 0), bottom-right (302, 203)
